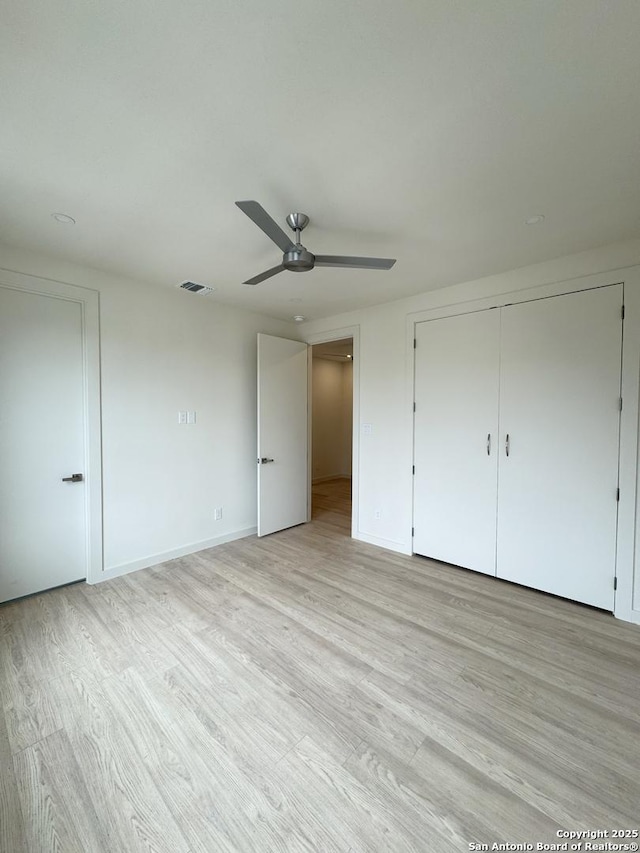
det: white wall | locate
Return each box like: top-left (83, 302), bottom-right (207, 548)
top-left (0, 243), bottom-right (298, 577)
top-left (301, 237), bottom-right (640, 625)
top-left (312, 358), bottom-right (352, 481)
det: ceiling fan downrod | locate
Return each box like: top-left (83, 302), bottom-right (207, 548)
top-left (285, 212), bottom-right (310, 246)
top-left (284, 212), bottom-right (314, 271)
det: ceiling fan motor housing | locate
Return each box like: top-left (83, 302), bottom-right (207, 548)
top-left (284, 248), bottom-right (315, 271)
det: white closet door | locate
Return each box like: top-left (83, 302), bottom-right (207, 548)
top-left (497, 285), bottom-right (622, 609)
top-left (413, 309), bottom-right (500, 575)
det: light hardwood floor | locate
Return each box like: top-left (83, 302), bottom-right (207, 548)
top-left (2, 478), bottom-right (640, 852)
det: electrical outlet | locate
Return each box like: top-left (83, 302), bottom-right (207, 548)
top-left (214, 507), bottom-right (223, 521)
top-left (374, 509), bottom-right (381, 519)
top-left (187, 410), bottom-right (196, 425)
top-left (178, 411), bottom-right (187, 424)
top-left (362, 423), bottom-right (372, 435)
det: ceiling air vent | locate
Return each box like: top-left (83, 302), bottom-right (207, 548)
top-left (178, 281), bottom-right (215, 295)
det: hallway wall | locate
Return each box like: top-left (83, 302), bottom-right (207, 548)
top-left (312, 358), bottom-right (352, 482)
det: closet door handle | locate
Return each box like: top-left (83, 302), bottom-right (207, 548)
top-left (487, 433), bottom-right (491, 455)
top-left (505, 434), bottom-right (510, 457)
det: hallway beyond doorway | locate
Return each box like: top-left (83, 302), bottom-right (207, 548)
top-left (311, 477), bottom-right (351, 535)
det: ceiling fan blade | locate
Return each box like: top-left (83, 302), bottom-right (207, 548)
top-left (314, 255), bottom-right (396, 270)
top-left (235, 200), bottom-right (295, 253)
top-left (243, 264), bottom-right (286, 285)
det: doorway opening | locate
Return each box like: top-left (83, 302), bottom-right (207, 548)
top-left (310, 338), bottom-right (353, 535)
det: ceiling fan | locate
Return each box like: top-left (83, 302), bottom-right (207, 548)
top-left (235, 200), bottom-right (396, 285)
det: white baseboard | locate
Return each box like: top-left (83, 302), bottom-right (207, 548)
top-left (355, 531), bottom-right (411, 556)
top-left (312, 474), bottom-right (352, 484)
top-left (90, 526), bottom-right (257, 584)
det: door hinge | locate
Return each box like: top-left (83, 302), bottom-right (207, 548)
top-left (621, 304), bottom-right (625, 320)
top-left (413, 402), bottom-right (416, 412)
top-left (413, 338), bottom-right (417, 349)
top-left (614, 577), bottom-right (618, 591)
top-left (412, 465), bottom-right (415, 475)
top-left (619, 397), bottom-right (623, 412)
top-left (616, 487), bottom-right (620, 502)
top-left (411, 526), bottom-right (414, 537)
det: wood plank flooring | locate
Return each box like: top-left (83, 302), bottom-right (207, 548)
top-left (2, 477), bottom-right (640, 852)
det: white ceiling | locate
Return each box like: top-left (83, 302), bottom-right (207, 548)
top-left (1, 1), bottom-right (639, 321)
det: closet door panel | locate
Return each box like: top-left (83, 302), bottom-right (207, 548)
top-left (413, 310), bottom-right (500, 575)
top-left (497, 285), bottom-right (622, 609)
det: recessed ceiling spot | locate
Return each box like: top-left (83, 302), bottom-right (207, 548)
top-left (293, 315), bottom-right (306, 323)
top-left (51, 213), bottom-right (76, 225)
top-left (525, 214), bottom-right (545, 225)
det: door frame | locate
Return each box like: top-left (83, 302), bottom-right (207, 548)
top-left (406, 265), bottom-right (640, 625)
top-left (305, 325), bottom-right (360, 539)
top-left (0, 268), bottom-right (103, 585)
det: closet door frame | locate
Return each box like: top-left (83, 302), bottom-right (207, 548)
top-left (406, 265), bottom-right (640, 626)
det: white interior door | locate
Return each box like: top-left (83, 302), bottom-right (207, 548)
top-left (497, 285), bottom-right (623, 609)
top-left (257, 333), bottom-right (308, 536)
top-left (0, 286), bottom-right (87, 602)
top-left (413, 309), bottom-right (500, 575)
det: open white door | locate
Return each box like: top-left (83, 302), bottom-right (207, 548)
top-left (257, 333), bottom-right (308, 536)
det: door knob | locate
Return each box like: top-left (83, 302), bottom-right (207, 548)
top-left (259, 457), bottom-right (274, 464)
top-left (62, 473), bottom-right (83, 482)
